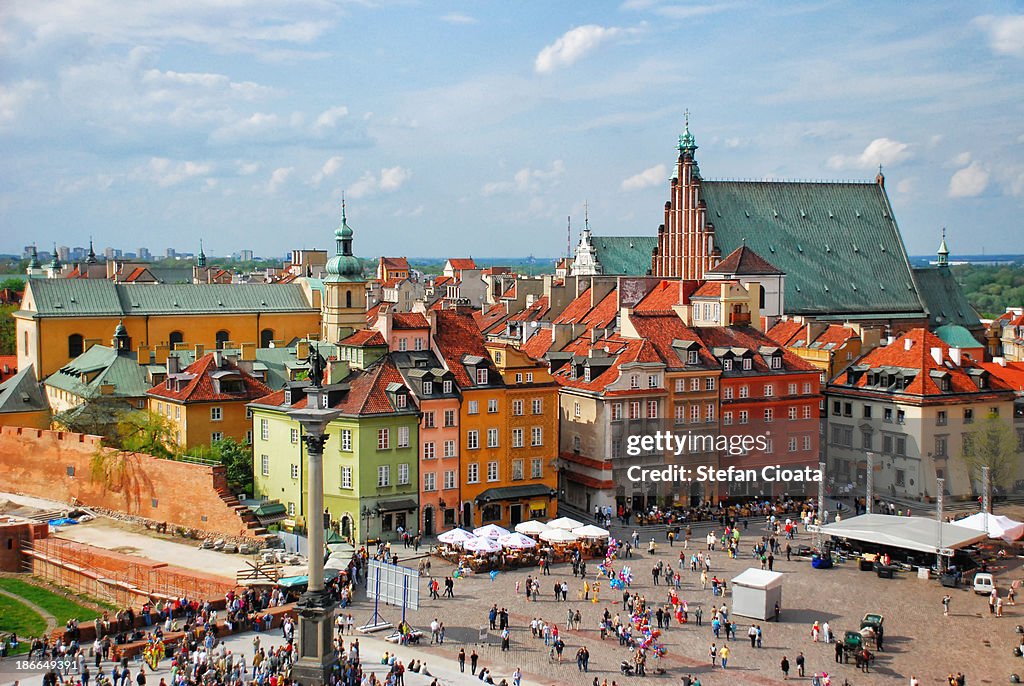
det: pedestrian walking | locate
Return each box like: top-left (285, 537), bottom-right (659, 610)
top-left (942, 594), bottom-right (951, 616)
top-left (709, 643), bottom-right (717, 667)
top-left (780, 655), bottom-right (790, 680)
top-left (796, 651), bottom-right (805, 677)
top-left (458, 649), bottom-right (465, 673)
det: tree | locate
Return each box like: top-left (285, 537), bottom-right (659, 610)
top-left (112, 409), bottom-right (179, 459)
top-left (189, 438), bottom-right (254, 497)
top-left (52, 395), bottom-right (128, 440)
top-left (961, 410), bottom-right (1020, 492)
top-left (0, 305), bottom-right (16, 355)
top-left (0, 277), bottom-right (25, 292)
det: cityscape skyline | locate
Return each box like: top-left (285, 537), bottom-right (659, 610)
top-left (2, 2), bottom-right (1023, 258)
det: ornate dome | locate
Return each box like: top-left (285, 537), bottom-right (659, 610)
top-left (325, 199), bottom-right (363, 282)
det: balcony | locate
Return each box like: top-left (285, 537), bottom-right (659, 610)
top-left (730, 312), bottom-right (751, 326)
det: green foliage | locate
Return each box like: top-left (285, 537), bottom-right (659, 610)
top-left (0, 276), bottom-right (25, 291)
top-left (953, 264), bottom-right (1024, 318)
top-left (188, 437), bottom-right (254, 496)
top-left (52, 395), bottom-right (127, 439)
top-left (0, 578), bottom-right (101, 624)
top-left (113, 409), bottom-right (179, 458)
top-left (960, 410), bottom-right (1020, 490)
top-left (0, 304), bottom-right (15, 355)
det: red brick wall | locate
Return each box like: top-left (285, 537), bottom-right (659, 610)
top-left (0, 426), bottom-right (251, 537)
top-left (0, 519), bottom-right (48, 572)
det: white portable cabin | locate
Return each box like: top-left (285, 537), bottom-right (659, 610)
top-left (731, 568), bottom-right (784, 621)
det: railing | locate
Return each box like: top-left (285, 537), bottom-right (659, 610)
top-left (176, 454), bottom-right (221, 466)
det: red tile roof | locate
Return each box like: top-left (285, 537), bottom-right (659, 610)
top-left (382, 257), bottom-right (410, 271)
top-left (521, 330), bottom-right (554, 359)
top-left (633, 280), bottom-right (697, 314)
top-left (391, 312), bottom-right (430, 330)
top-left (365, 303), bottom-right (384, 324)
top-left (834, 328), bottom-right (1012, 398)
top-left (692, 325), bottom-right (817, 373)
top-left (474, 302), bottom-right (508, 334)
top-left (253, 357), bottom-right (412, 416)
top-left (339, 329), bottom-right (387, 347)
top-left (552, 335), bottom-right (662, 392)
top-left (627, 314), bottom-right (717, 369)
top-left (0, 356), bottom-right (17, 383)
top-left (147, 353), bottom-right (271, 403)
top-left (981, 361), bottom-right (1024, 393)
top-left (767, 321), bottom-right (858, 350)
top-left (432, 275), bottom-right (453, 288)
top-left (447, 258), bottom-right (477, 270)
top-left (434, 310), bottom-right (490, 387)
top-left (508, 296), bottom-right (550, 322)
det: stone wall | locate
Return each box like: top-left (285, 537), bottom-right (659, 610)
top-left (0, 426), bottom-right (253, 538)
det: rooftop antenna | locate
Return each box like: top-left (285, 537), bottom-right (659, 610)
top-left (567, 215), bottom-right (572, 259)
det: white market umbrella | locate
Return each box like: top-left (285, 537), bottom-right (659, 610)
top-left (572, 524), bottom-right (610, 539)
top-left (547, 516), bottom-right (585, 531)
top-left (437, 528), bottom-right (477, 545)
top-left (463, 537), bottom-right (502, 554)
top-left (515, 520), bottom-right (551, 535)
top-left (473, 524), bottom-right (510, 540)
top-left (497, 532), bottom-right (539, 549)
top-left (540, 529), bottom-right (580, 543)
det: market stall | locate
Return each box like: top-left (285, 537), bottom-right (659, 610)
top-left (955, 512), bottom-right (1024, 542)
top-left (731, 568), bottom-right (783, 621)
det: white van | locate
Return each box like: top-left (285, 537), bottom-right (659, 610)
top-left (973, 572), bottom-right (995, 595)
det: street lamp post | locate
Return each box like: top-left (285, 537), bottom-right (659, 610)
top-left (936, 476), bottom-right (945, 573)
top-left (288, 346), bottom-right (342, 686)
top-left (816, 460), bottom-right (826, 551)
top-left (865, 452), bottom-right (874, 515)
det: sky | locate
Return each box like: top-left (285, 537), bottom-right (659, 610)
top-left (2, 1), bottom-right (1023, 260)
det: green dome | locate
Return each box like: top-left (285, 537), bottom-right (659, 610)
top-left (335, 222), bottom-right (353, 240)
top-left (325, 254), bottom-right (362, 280)
top-left (114, 320), bottom-right (128, 337)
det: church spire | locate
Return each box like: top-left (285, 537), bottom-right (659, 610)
top-left (937, 227), bottom-right (949, 268)
top-left (87, 238), bottom-right (97, 264)
top-left (677, 109), bottom-right (697, 155)
top-left (197, 239), bottom-right (207, 268)
top-left (50, 243), bottom-right (61, 270)
top-left (27, 245), bottom-right (40, 271)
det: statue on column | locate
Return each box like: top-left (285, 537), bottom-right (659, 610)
top-left (307, 343), bottom-right (326, 387)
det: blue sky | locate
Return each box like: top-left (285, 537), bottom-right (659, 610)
top-left (2, 1), bottom-right (1023, 259)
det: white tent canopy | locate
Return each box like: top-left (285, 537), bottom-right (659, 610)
top-left (497, 532), bottom-right (538, 549)
top-left (540, 529), bottom-right (580, 543)
top-left (572, 524), bottom-right (610, 539)
top-left (463, 537), bottom-right (502, 554)
top-left (818, 514), bottom-right (987, 554)
top-left (514, 520), bottom-right (550, 535)
top-left (437, 528), bottom-right (476, 545)
top-left (956, 512), bottom-right (1024, 542)
top-left (473, 524), bottom-right (510, 540)
top-left (547, 516), bottom-right (584, 530)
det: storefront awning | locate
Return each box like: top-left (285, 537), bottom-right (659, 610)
top-left (476, 484), bottom-right (555, 503)
top-left (377, 498), bottom-right (418, 512)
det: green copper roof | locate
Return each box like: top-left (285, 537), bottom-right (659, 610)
top-left (912, 267), bottom-right (982, 330)
top-left (591, 236), bottom-right (657, 275)
top-left (44, 344), bottom-right (152, 398)
top-left (700, 180), bottom-right (924, 316)
top-left (23, 280), bottom-right (315, 317)
top-left (934, 324), bottom-right (982, 349)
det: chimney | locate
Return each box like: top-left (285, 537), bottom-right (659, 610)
top-left (241, 342), bottom-right (256, 361)
top-left (194, 344), bottom-right (205, 359)
top-left (995, 356), bottom-right (1007, 367)
top-left (212, 350), bottom-right (222, 367)
top-left (904, 338), bottom-right (913, 351)
top-left (930, 347), bottom-right (943, 365)
top-left (167, 354), bottom-right (180, 375)
top-left (136, 343), bottom-right (150, 366)
top-left (296, 340), bottom-right (310, 361)
top-left (948, 348), bottom-right (962, 366)
top-left (153, 343), bottom-right (170, 365)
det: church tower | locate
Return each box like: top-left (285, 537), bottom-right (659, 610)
top-left (936, 228), bottom-right (949, 268)
top-left (652, 112), bottom-right (716, 280)
top-left (322, 198), bottom-right (367, 342)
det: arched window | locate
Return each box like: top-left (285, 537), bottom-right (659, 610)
top-left (169, 331), bottom-right (184, 347)
top-left (215, 330), bottom-right (230, 350)
top-left (758, 284), bottom-right (765, 310)
top-left (68, 334), bottom-right (84, 358)
top-left (260, 328), bottom-right (275, 348)
top-left (345, 290), bottom-right (352, 308)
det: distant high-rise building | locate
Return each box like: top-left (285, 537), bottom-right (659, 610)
top-left (138, 247), bottom-right (151, 261)
top-left (70, 247), bottom-right (86, 261)
top-left (166, 248), bottom-right (176, 259)
top-left (239, 249), bottom-right (254, 261)
top-left (103, 247), bottom-right (115, 260)
top-left (57, 246), bottom-right (70, 262)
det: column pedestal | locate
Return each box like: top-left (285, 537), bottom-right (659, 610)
top-left (290, 590), bottom-right (338, 685)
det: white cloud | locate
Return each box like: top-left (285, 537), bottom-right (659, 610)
top-left (974, 15), bottom-right (1024, 58)
top-left (267, 166), bottom-right (293, 193)
top-left (895, 178), bottom-right (915, 195)
top-left (379, 166), bottom-right (411, 191)
top-left (311, 155), bottom-right (343, 186)
top-left (0, 80), bottom-right (45, 127)
top-left (621, 164), bottom-right (667, 191)
top-left (440, 13), bottom-right (477, 25)
top-left (535, 25), bottom-right (621, 74)
top-left (949, 162), bottom-right (989, 198)
top-left (826, 137), bottom-right (911, 170)
top-left (138, 157), bottom-right (213, 187)
top-left (347, 166), bottom-right (412, 199)
top-left (313, 105), bottom-right (349, 133)
top-left (236, 161), bottom-right (260, 176)
top-left (482, 160), bottom-right (565, 196)
top-left (951, 151), bottom-right (972, 167)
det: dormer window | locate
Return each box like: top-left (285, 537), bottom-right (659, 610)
top-left (476, 368), bottom-right (488, 385)
top-left (742, 358), bottom-right (752, 371)
top-left (396, 393), bottom-right (407, 409)
top-left (284, 388), bottom-right (293, 406)
top-left (423, 381), bottom-right (433, 395)
top-left (770, 355), bottom-right (782, 370)
top-left (688, 350), bottom-right (699, 365)
top-left (584, 367), bottom-right (591, 383)
top-left (723, 359), bottom-right (733, 371)
top-left (443, 380), bottom-right (453, 394)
